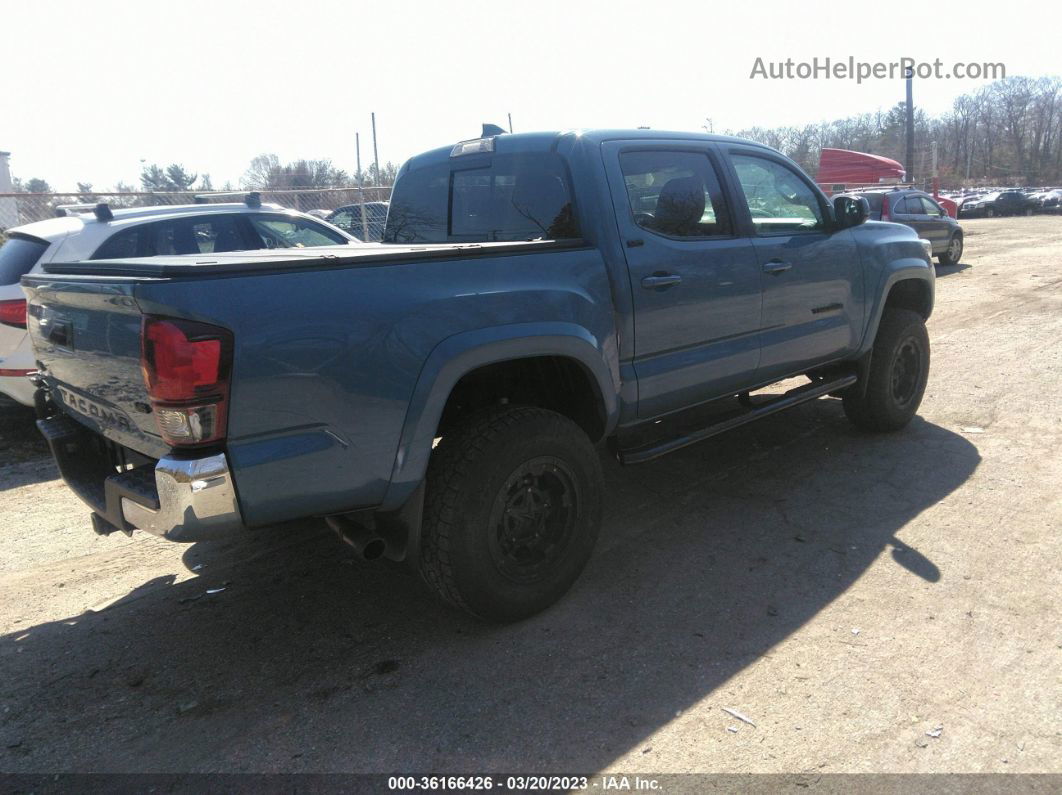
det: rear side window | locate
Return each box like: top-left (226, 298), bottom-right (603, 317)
top-left (892, 197), bottom-right (914, 214)
top-left (385, 153), bottom-right (579, 243)
top-left (850, 193), bottom-right (883, 214)
top-left (93, 215), bottom-right (251, 259)
top-left (92, 227), bottom-right (142, 259)
top-left (0, 235), bottom-right (48, 285)
top-left (619, 151), bottom-right (732, 238)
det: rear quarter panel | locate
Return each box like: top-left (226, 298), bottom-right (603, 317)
top-left (133, 248), bottom-right (618, 526)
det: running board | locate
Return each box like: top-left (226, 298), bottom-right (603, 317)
top-left (618, 374), bottom-right (857, 465)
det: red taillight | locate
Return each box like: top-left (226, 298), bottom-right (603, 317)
top-left (880, 195), bottom-right (891, 222)
top-left (0, 299), bottom-right (27, 328)
top-left (141, 316), bottom-right (233, 447)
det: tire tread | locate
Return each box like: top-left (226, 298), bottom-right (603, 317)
top-left (419, 406), bottom-right (592, 618)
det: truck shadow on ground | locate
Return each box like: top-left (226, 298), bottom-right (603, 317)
top-left (0, 398), bottom-right (979, 773)
top-left (0, 403), bottom-right (56, 492)
top-left (934, 262), bottom-right (972, 277)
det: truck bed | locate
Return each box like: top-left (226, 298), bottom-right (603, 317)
top-left (22, 238), bottom-right (615, 528)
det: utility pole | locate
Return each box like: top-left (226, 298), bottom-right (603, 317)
top-left (508, 113), bottom-right (513, 133)
top-left (905, 71), bottom-right (915, 184)
top-left (371, 112), bottom-right (380, 189)
top-left (931, 140), bottom-right (939, 197)
top-left (356, 132), bottom-right (369, 241)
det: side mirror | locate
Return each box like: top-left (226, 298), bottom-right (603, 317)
top-left (833, 195), bottom-right (869, 229)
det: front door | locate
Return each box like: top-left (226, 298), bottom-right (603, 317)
top-left (914, 195), bottom-right (952, 253)
top-left (604, 143), bottom-right (762, 419)
top-left (723, 148), bottom-right (863, 383)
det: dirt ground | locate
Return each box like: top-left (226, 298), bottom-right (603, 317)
top-left (0, 215), bottom-right (1059, 776)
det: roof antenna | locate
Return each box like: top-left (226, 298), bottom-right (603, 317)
top-left (482, 123), bottom-right (506, 137)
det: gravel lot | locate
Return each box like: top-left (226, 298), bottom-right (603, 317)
top-left (1, 215), bottom-right (1060, 775)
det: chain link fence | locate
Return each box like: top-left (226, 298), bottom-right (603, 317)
top-left (0, 186), bottom-right (392, 241)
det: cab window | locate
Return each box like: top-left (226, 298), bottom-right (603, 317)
top-left (384, 153), bottom-right (579, 243)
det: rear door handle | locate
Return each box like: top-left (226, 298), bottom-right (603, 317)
top-left (641, 273), bottom-right (683, 289)
top-left (762, 260), bottom-right (792, 275)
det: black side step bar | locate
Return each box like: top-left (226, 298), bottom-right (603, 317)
top-left (618, 374), bottom-right (857, 465)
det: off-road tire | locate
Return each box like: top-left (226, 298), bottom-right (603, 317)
top-left (843, 309), bottom-right (930, 432)
top-left (937, 233), bottom-right (963, 266)
top-left (419, 406), bottom-right (603, 622)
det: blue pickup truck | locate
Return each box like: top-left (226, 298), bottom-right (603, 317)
top-left (22, 129), bottom-right (934, 621)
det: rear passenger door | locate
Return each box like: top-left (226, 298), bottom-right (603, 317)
top-left (889, 195), bottom-right (925, 236)
top-left (891, 194), bottom-right (940, 251)
top-left (722, 147), bottom-right (862, 382)
top-left (603, 142), bottom-right (761, 419)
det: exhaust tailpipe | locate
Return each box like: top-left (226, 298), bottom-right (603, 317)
top-left (327, 515), bottom-right (386, 561)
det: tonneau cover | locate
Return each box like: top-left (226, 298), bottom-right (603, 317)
top-left (38, 239), bottom-right (586, 278)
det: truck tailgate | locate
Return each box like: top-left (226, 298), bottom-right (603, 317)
top-left (22, 277), bottom-right (167, 459)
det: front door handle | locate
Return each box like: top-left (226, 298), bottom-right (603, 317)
top-left (641, 273), bottom-right (683, 289)
top-left (763, 260), bottom-right (792, 275)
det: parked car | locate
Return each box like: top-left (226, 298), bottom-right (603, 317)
top-left (0, 196), bottom-right (357, 406)
top-left (326, 201), bottom-right (389, 241)
top-left (1030, 188), bottom-right (1061, 210)
top-left (24, 129), bottom-right (934, 621)
top-left (960, 190), bottom-right (1037, 218)
top-left (838, 188), bottom-right (963, 265)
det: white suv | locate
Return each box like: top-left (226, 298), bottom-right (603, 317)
top-left (0, 197), bottom-right (357, 406)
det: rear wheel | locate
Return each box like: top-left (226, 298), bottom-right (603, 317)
top-left (937, 233), bottom-right (963, 266)
top-left (843, 309), bottom-right (929, 432)
top-left (419, 406), bottom-right (603, 622)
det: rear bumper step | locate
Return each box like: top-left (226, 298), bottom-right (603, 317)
top-left (618, 374), bottom-right (857, 465)
top-left (37, 414), bottom-right (245, 542)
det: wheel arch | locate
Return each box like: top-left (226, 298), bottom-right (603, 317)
top-left (379, 323), bottom-right (619, 513)
top-left (861, 269), bottom-right (934, 356)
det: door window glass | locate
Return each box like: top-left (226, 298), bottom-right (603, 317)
top-left (619, 151), bottom-right (731, 238)
top-left (730, 154), bottom-right (824, 234)
top-left (919, 197), bottom-right (943, 215)
top-left (247, 215), bottom-right (348, 248)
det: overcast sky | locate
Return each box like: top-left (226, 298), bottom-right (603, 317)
top-left (3, 0), bottom-right (1058, 191)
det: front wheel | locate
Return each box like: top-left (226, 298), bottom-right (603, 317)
top-left (985, 207), bottom-right (995, 218)
top-left (843, 309), bottom-right (930, 432)
top-left (419, 406), bottom-right (603, 622)
top-left (938, 233), bottom-right (963, 266)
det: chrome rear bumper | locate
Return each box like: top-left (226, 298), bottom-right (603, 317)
top-left (122, 454), bottom-right (244, 541)
top-left (38, 413), bottom-right (245, 542)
